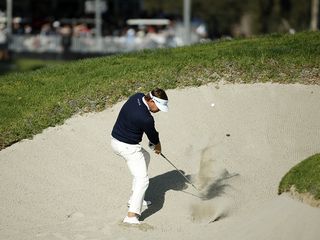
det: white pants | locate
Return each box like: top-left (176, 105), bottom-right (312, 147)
top-left (111, 138), bottom-right (150, 215)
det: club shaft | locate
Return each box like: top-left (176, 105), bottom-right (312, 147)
top-left (160, 153), bottom-right (199, 191)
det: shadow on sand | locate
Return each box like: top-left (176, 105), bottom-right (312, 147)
top-left (140, 169), bottom-right (239, 221)
top-left (197, 172), bottom-right (240, 200)
top-left (140, 170), bottom-right (187, 221)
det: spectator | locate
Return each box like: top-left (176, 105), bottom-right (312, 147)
top-left (73, 23), bottom-right (92, 37)
top-left (12, 17), bottom-right (24, 34)
top-left (0, 23), bottom-right (9, 60)
top-left (40, 23), bottom-right (52, 36)
top-left (126, 28), bottom-right (136, 50)
top-left (24, 24), bottom-right (32, 34)
top-left (59, 24), bottom-right (72, 55)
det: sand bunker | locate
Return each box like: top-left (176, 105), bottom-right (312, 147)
top-left (1, 83), bottom-right (320, 240)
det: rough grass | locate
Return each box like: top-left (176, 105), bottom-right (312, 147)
top-left (0, 31), bottom-right (319, 149)
top-left (279, 154), bottom-right (320, 201)
top-left (0, 58), bottom-right (64, 75)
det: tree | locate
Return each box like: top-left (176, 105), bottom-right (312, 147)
top-left (311, 0), bottom-right (319, 30)
top-left (142, 0), bottom-right (315, 37)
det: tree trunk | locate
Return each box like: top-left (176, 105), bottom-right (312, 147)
top-left (311, 0), bottom-right (319, 31)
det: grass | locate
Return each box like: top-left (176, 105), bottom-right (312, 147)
top-left (0, 31), bottom-right (319, 150)
top-left (0, 58), bottom-right (64, 75)
top-left (279, 154), bottom-right (320, 200)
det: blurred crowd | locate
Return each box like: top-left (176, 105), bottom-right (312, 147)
top-left (0, 12), bottom-right (208, 58)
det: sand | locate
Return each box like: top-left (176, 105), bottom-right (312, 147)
top-left (1, 83), bottom-right (320, 240)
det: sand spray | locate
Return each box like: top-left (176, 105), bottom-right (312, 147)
top-left (189, 145), bottom-right (236, 223)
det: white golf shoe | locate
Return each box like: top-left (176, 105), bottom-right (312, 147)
top-left (142, 200), bottom-right (152, 206)
top-left (127, 200), bottom-right (152, 208)
top-left (123, 216), bottom-right (140, 224)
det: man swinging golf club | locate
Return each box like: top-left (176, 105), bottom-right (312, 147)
top-left (111, 88), bottom-right (169, 224)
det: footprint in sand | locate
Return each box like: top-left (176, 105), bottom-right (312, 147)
top-left (119, 221), bottom-right (154, 232)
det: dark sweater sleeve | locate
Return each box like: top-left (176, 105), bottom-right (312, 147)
top-left (142, 117), bottom-right (160, 145)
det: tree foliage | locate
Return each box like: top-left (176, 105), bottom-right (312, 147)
top-left (142, 0), bottom-right (314, 38)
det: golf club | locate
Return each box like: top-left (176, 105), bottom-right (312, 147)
top-left (160, 153), bottom-right (201, 193)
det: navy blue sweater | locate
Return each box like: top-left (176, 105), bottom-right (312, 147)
top-left (111, 93), bottom-right (160, 145)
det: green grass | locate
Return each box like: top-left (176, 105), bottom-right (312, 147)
top-left (15, 58), bottom-right (64, 72)
top-left (0, 31), bottom-right (319, 149)
top-left (279, 154), bottom-right (320, 200)
top-left (0, 58), bottom-right (64, 75)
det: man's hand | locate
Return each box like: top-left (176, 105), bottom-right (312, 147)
top-left (154, 143), bottom-right (161, 154)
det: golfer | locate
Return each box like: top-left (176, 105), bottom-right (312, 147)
top-left (111, 88), bottom-right (169, 224)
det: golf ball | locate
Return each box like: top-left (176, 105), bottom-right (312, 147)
top-left (211, 103), bottom-right (215, 107)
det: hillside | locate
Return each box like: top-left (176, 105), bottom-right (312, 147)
top-left (0, 32), bottom-right (319, 149)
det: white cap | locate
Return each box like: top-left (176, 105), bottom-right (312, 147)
top-left (150, 92), bottom-right (169, 112)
